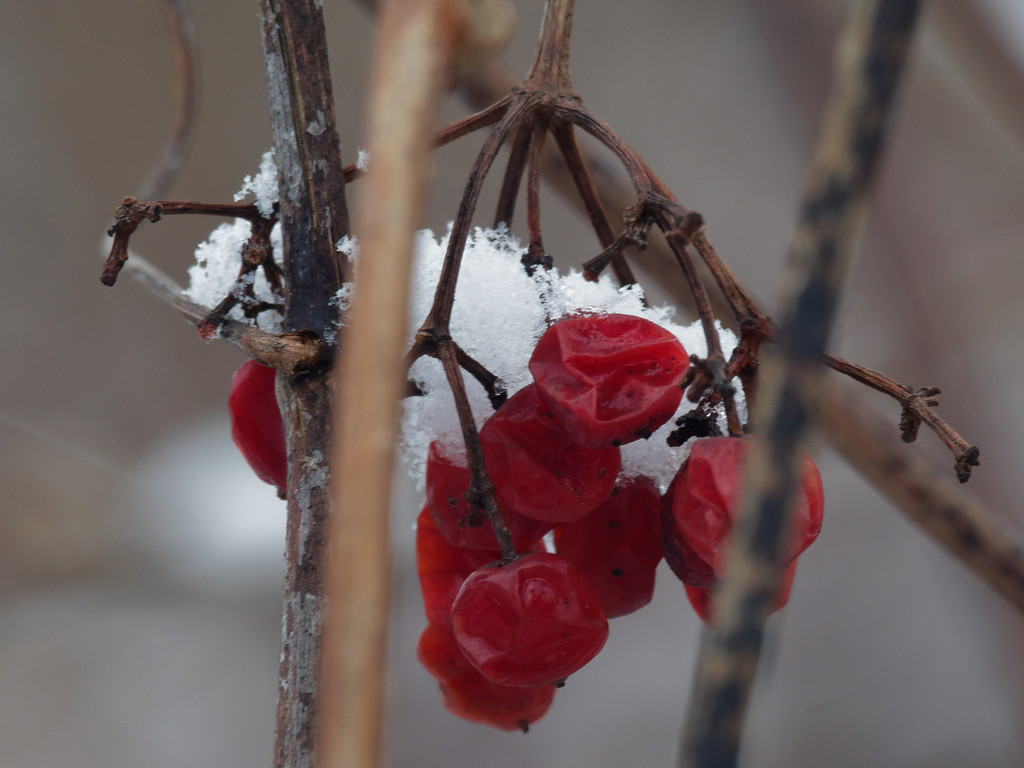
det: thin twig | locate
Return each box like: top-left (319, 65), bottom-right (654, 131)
top-left (424, 95), bottom-right (539, 333)
top-left (438, 340), bottom-right (516, 561)
top-left (552, 123), bottom-right (638, 286)
top-left (493, 122), bottom-right (533, 228)
top-left (680, 4), bottom-right (921, 767)
top-left (660, 226), bottom-right (741, 436)
top-left (524, 115), bottom-right (552, 270)
top-left (824, 353), bottom-right (980, 480)
top-left (136, 0), bottom-right (198, 201)
top-left (101, 198), bottom-right (265, 286)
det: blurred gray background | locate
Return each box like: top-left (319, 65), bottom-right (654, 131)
top-left (2, 1), bottom-right (1024, 766)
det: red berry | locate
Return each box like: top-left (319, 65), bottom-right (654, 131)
top-left (229, 359), bottom-right (287, 495)
top-left (416, 507), bottom-right (501, 626)
top-left (451, 552), bottom-right (609, 687)
top-left (426, 441), bottom-right (553, 551)
top-left (683, 559), bottom-right (797, 624)
top-left (661, 436), bottom-right (823, 587)
top-left (529, 313), bottom-right (689, 448)
top-left (416, 507), bottom-right (549, 626)
top-left (417, 622), bottom-right (556, 731)
top-left (554, 476), bottom-right (663, 618)
top-left (479, 384), bottom-right (620, 523)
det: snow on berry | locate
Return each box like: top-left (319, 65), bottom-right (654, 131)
top-left (397, 224), bottom-right (743, 492)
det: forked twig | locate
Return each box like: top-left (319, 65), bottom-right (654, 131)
top-left (123, 253), bottom-right (322, 372)
top-left (825, 353), bottom-right (980, 481)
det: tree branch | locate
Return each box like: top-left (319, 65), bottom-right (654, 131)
top-left (258, 2), bottom-right (350, 766)
top-left (680, 3), bottom-right (921, 766)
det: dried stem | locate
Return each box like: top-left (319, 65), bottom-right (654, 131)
top-left (825, 353), bottom-right (980, 480)
top-left (525, 116), bottom-right (551, 268)
top-left (430, 0), bottom-right (988, 534)
top-left (680, 4), bottom-right (921, 767)
top-left (525, 0), bottom-right (574, 90)
top-left (494, 122), bottom-right (532, 228)
top-left (660, 226), bottom-right (741, 436)
top-left (552, 123), bottom-right (637, 286)
top-left (123, 253), bottom-right (323, 372)
top-left (101, 198), bottom-right (266, 286)
top-left (454, 343), bottom-right (508, 411)
top-left (424, 95), bottom-right (538, 333)
top-left (320, 0), bottom-right (509, 766)
top-left (136, 0), bottom-right (198, 201)
top-left (438, 340), bottom-right (516, 561)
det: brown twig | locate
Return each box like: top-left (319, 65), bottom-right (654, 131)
top-left (680, 4), bottom-right (921, 767)
top-left (524, 115), bottom-right (552, 271)
top-left (342, 94), bottom-right (516, 185)
top-left (437, 340), bottom-right (516, 561)
top-left (493, 122), bottom-right (533, 228)
top-left (101, 198), bottom-right (266, 287)
top-left (410, 2), bottom-right (581, 560)
top-left (824, 353), bottom-right (980, 481)
top-left (438, 50), bottom-right (985, 487)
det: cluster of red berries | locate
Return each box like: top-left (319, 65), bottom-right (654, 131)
top-left (416, 313), bottom-right (685, 731)
top-left (225, 313), bottom-right (824, 733)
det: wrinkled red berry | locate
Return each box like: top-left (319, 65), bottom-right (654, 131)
top-left (417, 622), bottom-right (556, 731)
top-left (426, 441), bottom-right (553, 551)
top-left (529, 313), bottom-right (689, 448)
top-left (479, 384), bottom-right (620, 523)
top-left (229, 359), bottom-right (287, 495)
top-left (451, 552), bottom-right (609, 687)
top-left (661, 436), bottom-right (823, 587)
top-left (683, 559), bottom-right (797, 624)
top-left (416, 507), bottom-right (501, 626)
top-left (554, 476), bottom-right (663, 618)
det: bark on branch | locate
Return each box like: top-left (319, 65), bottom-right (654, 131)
top-left (258, 2), bottom-right (349, 766)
